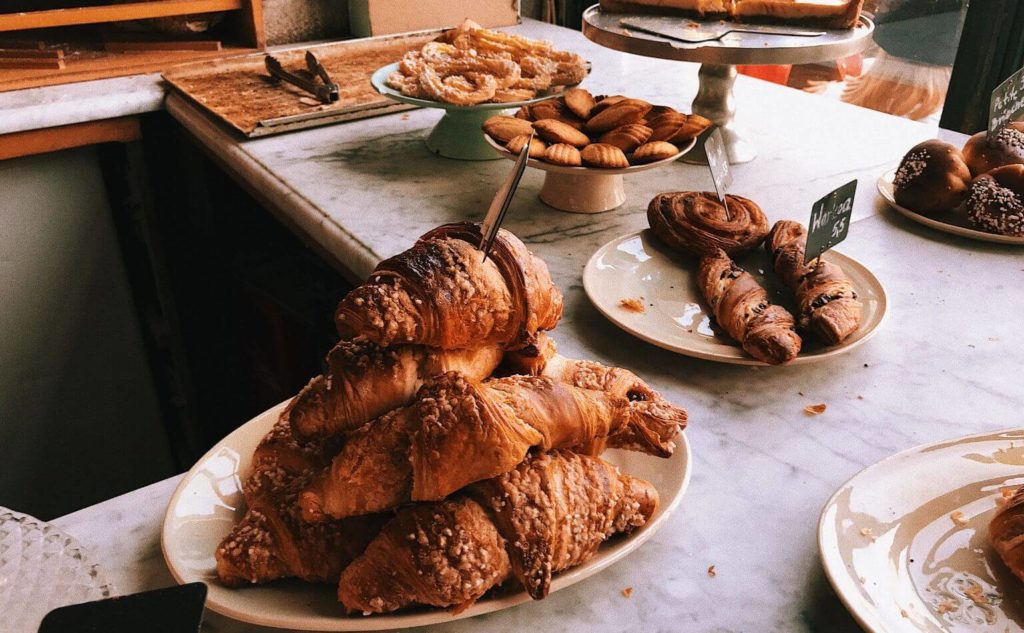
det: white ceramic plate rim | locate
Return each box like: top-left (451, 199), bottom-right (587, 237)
top-left (162, 401), bottom-right (691, 631)
top-left (582, 230), bottom-right (888, 366)
top-left (876, 169), bottom-right (1024, 245)
top-left (817, 427), bottom-right (1024, 633)
top-left (370, 63), bottom-right (580, 112)
top-left (483, 133), bottom-right (696, 174)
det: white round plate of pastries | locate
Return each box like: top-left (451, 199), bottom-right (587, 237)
top-left (877, 170), bottom-right (1024, 245)
top-left (819, 428), bottom-right (1024, 633)
top-left (161, 401), bottom-right (692, 631)
top-left (583, 229), bottom-right (887, 366)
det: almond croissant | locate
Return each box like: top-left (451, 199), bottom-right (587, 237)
top-left (334, 223), bottom-right (563, 351)
top-left (287, 338), bottom-right (503, 441)
top-left (299, 371), bottom-right (686, 521)
top-left (216, 418), bottom-right (386, 587)
top-left (337, 450), bottom-right (658, 613)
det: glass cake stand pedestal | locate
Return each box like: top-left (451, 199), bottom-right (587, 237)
top-left (582, 5), bottom-right (874, 164)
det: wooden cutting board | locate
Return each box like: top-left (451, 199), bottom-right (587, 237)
top-left (162, 30), bottom-right (437, 137)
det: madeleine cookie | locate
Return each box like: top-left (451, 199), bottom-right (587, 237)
top-left (589, 95), bottom-right (627, 117)
top-left (483, 116), bottom-right (534, 143)
top-left (585, 98), bottom-right (652, 134)
top-left (527, 99), bottom-right (566, 121)
top-left (599, 124), bottom-right (653, 153)
top-left (533, 119), bottom-right (591, 147)
top-left (545, 143), bottom-right (583, 166)
top-left (633, 141), bottom-right (679, 163)
top-left (507, 134), bottom-right (547, 158)
top-left (581, 143), bottom-right (630, 169)
top-left (672, 114), bottom-right (712, 143)
top-left (564, 88), bottom-right (597, 119)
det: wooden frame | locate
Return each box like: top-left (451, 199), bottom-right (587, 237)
top-left (0, 116), bottom-right (140, 161)
top-left (0, 0), bottom-right (264, 92)
top-left (0, 0), bottom-right (244, 32)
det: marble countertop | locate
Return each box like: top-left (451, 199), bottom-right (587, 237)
top-left (49, 19), bottom-right (1023, 633)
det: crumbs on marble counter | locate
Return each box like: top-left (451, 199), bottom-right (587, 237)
top-left (950, 511), bottom-right (968, 526)
top-left (621, 586), bottom-right (633, 598)
top-left (707, 565), bottom-right (716, 578)
top-left (901, 608), bottom-right (909, 618)
top-left (936, 598), bottom-right (959, 614)
top-left (964, 582), bottom-right (991, 606)
top-left (859, 527), bottom-right (875, 541)
top-left (804, 403), bottom-right (827, 415)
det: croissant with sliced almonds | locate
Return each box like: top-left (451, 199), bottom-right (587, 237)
top-left (990, 485), bottom-right (1024, 583)
top-left (337, 449), bottom-right (658, 613)
top-left (287, 339), bottom-right (503, 441)
top-left (334, 223), bottom-right (563, 351)
top-left (215, 418), bottom-right (387, 587)
top-left (298, 370), bottom-right (686, 521)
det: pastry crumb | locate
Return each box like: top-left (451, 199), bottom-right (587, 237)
top-left (619, 297), bottom-right (646, 313)
top-left (950, 511), bottom-right (968, 526)
top-left (964, 582), bottom-right (990, 606)
top-left (900, 608), bottom-right (909, 618)
top-left (859, 527), bottom-right (875, 541)
top-left (707, 565), bottom-right (716, 577)
top-left (804, 403), bottom-right (827, 415)
top-left (621, 586), bottom-right (633, 598)
top-left (936, 598), bottom-right (959, 614)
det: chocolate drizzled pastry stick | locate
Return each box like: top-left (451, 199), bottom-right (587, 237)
top-left (697, 248), bottom-right (802, 364)
top-left (766, 220), bottom-right (862, 346)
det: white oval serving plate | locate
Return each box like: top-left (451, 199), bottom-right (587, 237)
top-left (162, 400), bottom-right (691, 631)
top-left (877, 170), bottom-right (1024, 245)
top-left (819, 428), bottom-right (1024, 633)
top-left (583, 229), bottom-right (887, 365)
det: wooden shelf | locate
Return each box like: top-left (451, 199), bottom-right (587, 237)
top-left (0, 0), bottom-right (244, 32)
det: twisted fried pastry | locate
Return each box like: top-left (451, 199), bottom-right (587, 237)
top-left (766, 221), bottom-right (861, 346)
top-left (299, 371), bottom-right (685, 520)
top-left (286, 339), bottom-right (503, 442)
top-left (697, 249), bottom-right (802, 364)
top-left (990, 485), bottom-right (1024, 583)
top-left (334, 223), bottom-right (563, 351)
top-left (337, 450), bottom-right (658, 613)
top-left (647, 191), bottom-right (769, 257)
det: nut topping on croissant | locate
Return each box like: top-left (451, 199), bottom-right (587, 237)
top-left (334, 223), bottom-right (563, 351)
top-left (336, 450), bottom-right (658, 613)
top-left (299, 371), bottom-right (686, 520)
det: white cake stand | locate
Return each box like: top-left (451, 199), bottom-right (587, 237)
top-left (582, 5), bottom-right (874, 164)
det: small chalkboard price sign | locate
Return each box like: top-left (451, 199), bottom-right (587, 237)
top-left (705, 126), bottom-right (732, 204)
top-left (988, 65), bottom-right (1024, 137)
top-left (805, 179), bottom-right (857, 264)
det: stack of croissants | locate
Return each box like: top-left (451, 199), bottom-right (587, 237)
top-left (215, 222), bottom-right (689, 615)
top-left (647, 191), bottom-right (864, 364)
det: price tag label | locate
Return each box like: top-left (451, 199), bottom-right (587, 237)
top-left (988, 65), bottom-right (1024, 137)
top-left (805, 179), bottom-right (857, 264)
top-left (705, 127), bottom-right (732, 204)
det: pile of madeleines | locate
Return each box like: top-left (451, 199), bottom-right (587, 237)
top-left (482, 88), bottom-right (712, 169)
top-left (893, 122), bottom-right (1024, 237)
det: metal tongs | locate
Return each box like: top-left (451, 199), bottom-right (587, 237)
top-left (264, 51), bottom-right (339, 104)
top-left (479, 132), bottom-right (534, 261)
